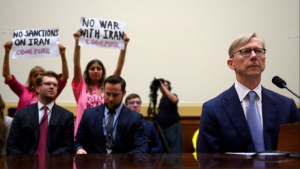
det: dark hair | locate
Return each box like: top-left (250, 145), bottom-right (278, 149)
top-left (0, 94), bottom-right (6, 149)
top-left (35, 71), bottom-right (59, 87)
top-left (104, 75), bottom-right (126, 92)
top-left (125, 93), bottom-right (141, 105)
top-left (84, 59), bottom-right (106, 94)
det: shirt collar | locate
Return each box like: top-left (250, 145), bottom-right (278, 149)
top-left (105, 103), bottom-right (123, 117)
top-left (234, 80), bottom-right (262, 101)
top-left (37, 100), bottom-right (54, 110)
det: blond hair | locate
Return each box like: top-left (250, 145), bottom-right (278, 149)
top-left (228, 33), bottom-right (265, 58)
top-left (26, 66), bottom-right (46, 90)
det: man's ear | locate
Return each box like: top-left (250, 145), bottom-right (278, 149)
top-left (36, 86), bottom-right (40, 95)
top-left (122, 90), bottom-right (126, 97)
top-left (227, 58), bottom-right (235, 70)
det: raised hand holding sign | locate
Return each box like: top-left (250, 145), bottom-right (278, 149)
top-left (12, 28), bottom-right (60, 58)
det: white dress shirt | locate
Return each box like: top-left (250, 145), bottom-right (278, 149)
top-left (234, 80), bottom-right (263, 127)
top-left (37, 101), bottom-right (54, 124)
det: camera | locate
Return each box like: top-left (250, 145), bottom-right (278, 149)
top-left (150, 77), bottom-right (165, 91)
top-left (149, 77), bottom-right (165, 107)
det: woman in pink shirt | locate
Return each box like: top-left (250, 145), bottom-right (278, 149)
top-left (72, 30), bottom-right (130, 136)
top-left (2, 41), bottom-right (69, 114)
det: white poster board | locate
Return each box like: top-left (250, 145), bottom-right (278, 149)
top-left (11, 28), bottom-right (59, 58)
top-left (79, 17), bottom-right (126, 50)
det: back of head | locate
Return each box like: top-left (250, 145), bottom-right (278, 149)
top-left (228, 33), bottom-right (265, 58)
top-left (104, 75), bottom-right (126, 92)
top-left (35, 71), bottom-right (59, 87)
top-left (125, 93), bottom-right (141, 105)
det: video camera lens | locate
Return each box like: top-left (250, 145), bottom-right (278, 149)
top-left (151, 78), bottom-right (165, 89)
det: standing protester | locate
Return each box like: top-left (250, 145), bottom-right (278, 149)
top-left (2, 41), bottom-right (69, 115)
top-left (72, 30), bottom-right (130, 137)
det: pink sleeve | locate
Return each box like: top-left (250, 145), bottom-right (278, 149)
top-left (71, 77), bottom-right (84, 103)
top-left (4, 75), bottom-right (27, 97)
top-left (56, 73), bottom-right (67, 97)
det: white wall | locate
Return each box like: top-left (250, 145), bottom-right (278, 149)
top-left (0, 0), bottom-right (299, 105)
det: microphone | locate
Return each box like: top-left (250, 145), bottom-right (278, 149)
top-left (272, 76), bottom-right (287, 88)
top-left (272, 76), bottom-right (300, 99)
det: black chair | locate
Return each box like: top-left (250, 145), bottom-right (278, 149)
top-left (8, 107), bottom-right (16, 117)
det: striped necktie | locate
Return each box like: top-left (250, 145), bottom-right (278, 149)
top-left (35, 106), bottom-right (48, 154)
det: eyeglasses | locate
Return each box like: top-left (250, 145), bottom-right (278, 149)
top-left (128, 101), bottom-right (142, 105)
top-left (231, 48), bottom-right (266, 57)
top-left (40, 82), bottom-right (59, 88)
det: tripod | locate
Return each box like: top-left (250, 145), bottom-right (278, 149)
top-left (148, 91), bottom-right (171, 153)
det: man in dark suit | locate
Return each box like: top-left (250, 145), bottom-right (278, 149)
top-left (6, 71), bottom-right (74, 154)
top-left (125, 93), bottom-right (164, 153)
top-left (197, 33), bottom-right (299, 153)
top-left (74, 75), bottom-right (148, 154)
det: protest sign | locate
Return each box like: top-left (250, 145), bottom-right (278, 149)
top-left (79, 17), bottom-right (126, 50)
top-left (12, 28), bottom-right (59, 58)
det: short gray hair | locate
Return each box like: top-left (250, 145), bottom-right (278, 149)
top-left (228, 33), bottom-right (265, 58)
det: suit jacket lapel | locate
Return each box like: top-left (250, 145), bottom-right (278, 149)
top-left (48, 104), bottom-right (62, 149)
top-left (29, 103), bottom-right (39, 143)
top-left (261, 87), bottom-right (278, 150)
top-left (223, 85), bottom-right (255, 151)
top-left (49, 104), bottom-right (62, 127)
top-left (96, 105), bottom-right (106, 152)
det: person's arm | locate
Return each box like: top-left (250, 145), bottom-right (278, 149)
top-left (74, 109), bottom-right (88, 154)
top-left (149, 123), bottom-right (164, 153)
top-left (289, 98), bottom-right (300, 122)
top-left (59, 43), bottom-right (69, 82)
top-left (197, 103), bottom-right (220, 153)
top-left (159, 81), bottom-right (178, 104)
top-left (73, 30), bottom-right (82, 87)
top-left (6, 111), bottom-right (22, 154)
top-left (113, 33), bottom-right (130, 76)
top-left (128, 115), bottom-right (149, 153)
top-left (2, 41), bottom-right (13, 80)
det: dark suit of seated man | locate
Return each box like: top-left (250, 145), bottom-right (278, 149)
top-left (197, 33), bottom-right (299, 153)
top-left (74, 75), bottom-right (148, 154)
top-left (125, 93), bottom-right (164, 153)
top-left (6, 71), bottom-right (74, 154)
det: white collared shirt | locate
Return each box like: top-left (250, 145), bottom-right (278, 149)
top-left (37, 101), bottom-right (54, 124)
top-left (234, 80), bottom-right (263, 127)
top-left (103, 104), bottom-right (123, 141)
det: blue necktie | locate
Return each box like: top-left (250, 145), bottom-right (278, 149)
top-left (247, 91), bottom-right (265, 152)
